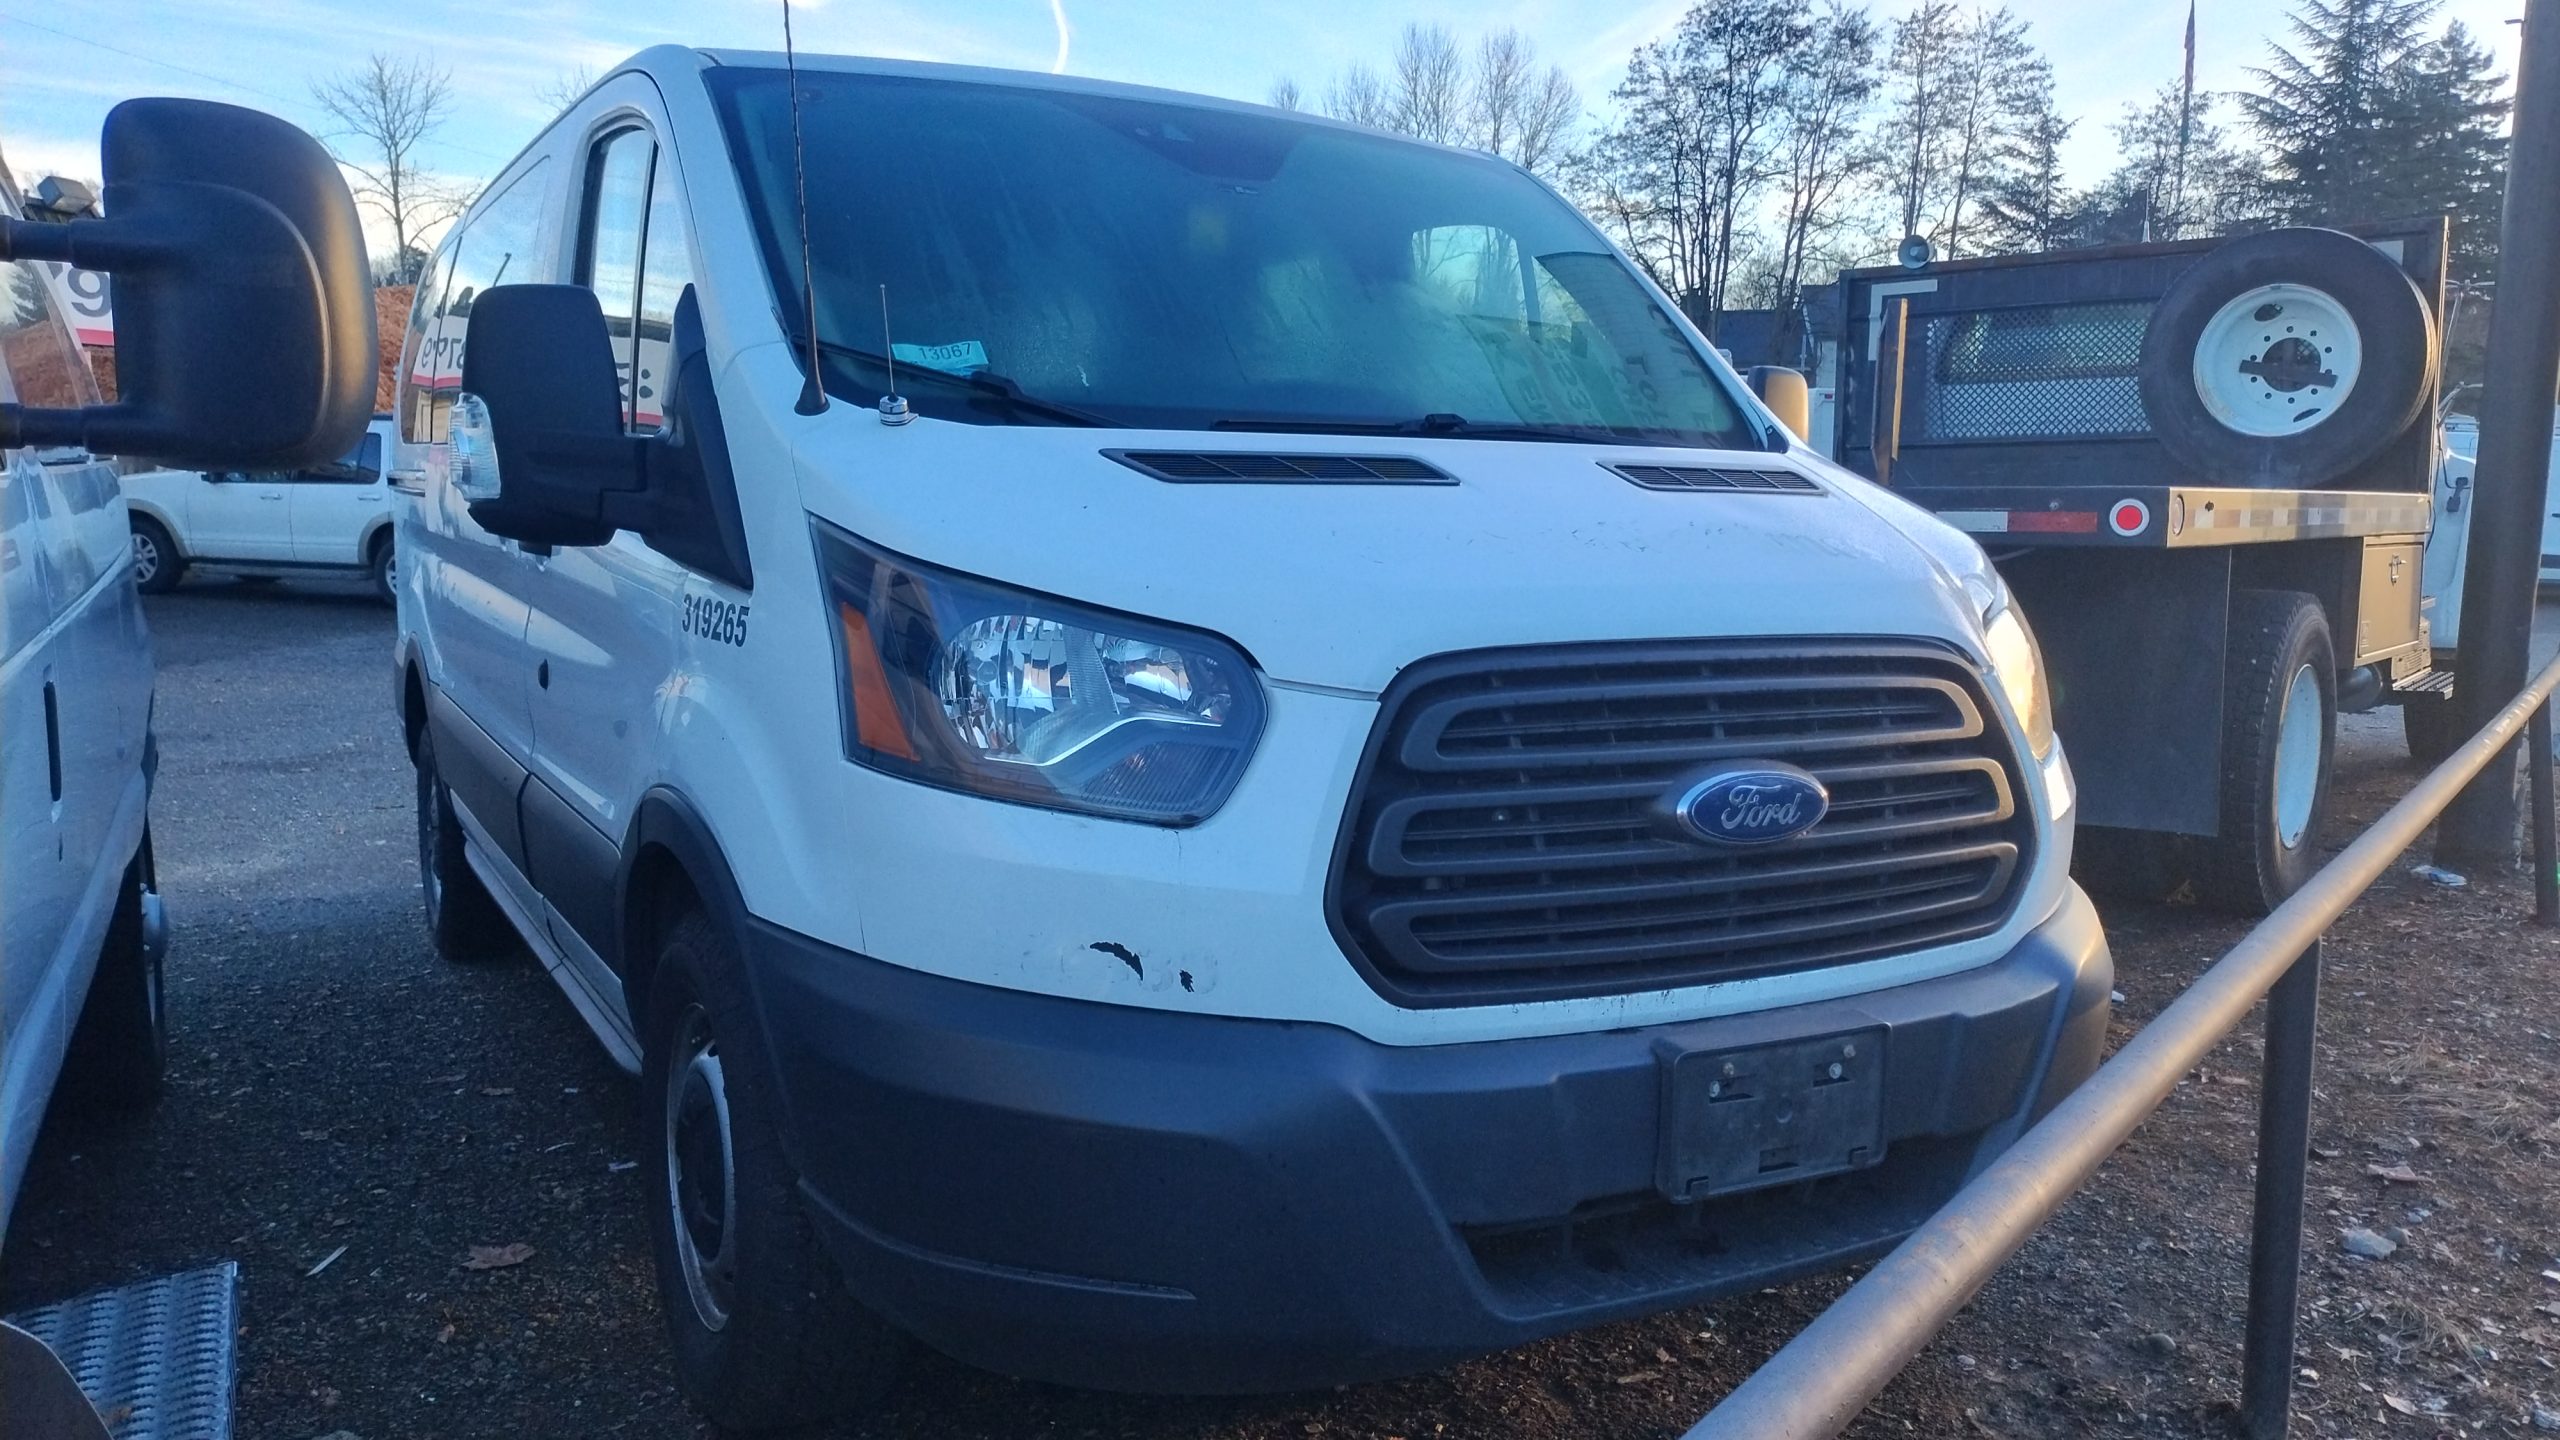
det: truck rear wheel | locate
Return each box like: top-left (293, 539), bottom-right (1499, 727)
top-left (2197, 590), bottom-right (2335, 913)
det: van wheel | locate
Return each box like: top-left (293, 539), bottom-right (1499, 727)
top-left (128, 517), bottom-right (183, 595)
top-left (62, 834), bottom-right (168, 1110)
top-left (370, 532), bottom-right (397, 605)
top-left (2196, 591), bottom-right (2335, 913)
top-left (415, 729), bottom-right (513, 961)
top-left (643, 912), bottom-right (901, 1431)
top-left (2401, 691), bottom-right (2465, 768)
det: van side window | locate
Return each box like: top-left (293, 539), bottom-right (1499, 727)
top-left (631, 151), bottom-right (697, 432)
top-left (397, 237), bottom-right (456, 447)
top-left (577, 128), bottom-right (654, 428)
top-left (415, 157), bottom-right (554, 445)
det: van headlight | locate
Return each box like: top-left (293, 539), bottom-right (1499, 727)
top-left (813, 522), bottom-right (1266, 825)
top-left (1979, 588), bottom-right (2056, 762)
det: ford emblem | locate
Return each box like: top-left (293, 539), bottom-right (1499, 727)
top-left (1665, 763), bottom-right (1830, 846)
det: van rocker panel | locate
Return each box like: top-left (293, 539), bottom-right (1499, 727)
top-left (744, 886), bottom-right (2111, 1393)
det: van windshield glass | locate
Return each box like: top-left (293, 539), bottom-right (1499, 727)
top-left (704, 68), bottom-right (1755, 447)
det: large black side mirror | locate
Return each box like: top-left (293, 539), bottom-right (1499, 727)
top-left (459, 283), bottom-right (753, 588)
top-left (0, 98), bottom-right (376, 470)
top-left (455, 284), bottom-right (636, 548)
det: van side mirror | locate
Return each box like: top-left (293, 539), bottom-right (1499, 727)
top-left (455, 284), bottom-right (633, 548)
top-left (0, 98), bottom-right (376, 471)
top-left (1747, 366), bottom-right (1811, 445)
top-left (459, 283), bottom-right (754, 588)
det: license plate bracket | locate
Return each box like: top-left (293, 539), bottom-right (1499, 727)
top-left (1657, 1029), bottom-right (1886, 1202)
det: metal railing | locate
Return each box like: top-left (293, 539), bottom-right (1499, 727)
top-left (1683, 648), bottom-right (2560, 1440)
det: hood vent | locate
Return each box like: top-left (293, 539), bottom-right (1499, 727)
top-left (1609, 462), bottom-right (1822, 494)
top-left (1107, 450), bottom-right (1456, 485)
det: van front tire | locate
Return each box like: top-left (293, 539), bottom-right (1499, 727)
top-left (61, 836), bottom-right (167, 1111)
top-left (415, 729), bottom-right (513, 961)
top-left (643, 911), bottom-right (900, 1432)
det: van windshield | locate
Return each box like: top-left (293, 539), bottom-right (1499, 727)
top-left (704, 68), bottom-right (1756, 447)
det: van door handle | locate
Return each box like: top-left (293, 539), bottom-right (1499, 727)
top-left (43, 679), bottom-right (61, 804)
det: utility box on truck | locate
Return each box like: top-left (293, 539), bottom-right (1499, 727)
top-left (1824, 219), bottom-right (2451, 911)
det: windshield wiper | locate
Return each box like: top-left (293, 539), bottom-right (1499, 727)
top-left (1209, 412), bottom-right (1638, 445)
top-left (802, 337), bottom-right (1124, 428)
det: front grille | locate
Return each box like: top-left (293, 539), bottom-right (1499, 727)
top-left (1328, 641), bottom-right (2035, 1006)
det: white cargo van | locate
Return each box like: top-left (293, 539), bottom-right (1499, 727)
top-left (390, 49), bottom-right (2111, 1429)
top-left (0, 167), bottom-right (167, 1229)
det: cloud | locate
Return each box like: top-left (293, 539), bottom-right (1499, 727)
top-left (1050, 0), bottom-right (1071, 74)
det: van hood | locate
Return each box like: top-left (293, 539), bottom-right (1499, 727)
top-left (791, 421), bottom-right (1998, 694)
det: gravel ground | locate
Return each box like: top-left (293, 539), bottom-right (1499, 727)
top-left (4, 578), bottom-right (2556, 1440)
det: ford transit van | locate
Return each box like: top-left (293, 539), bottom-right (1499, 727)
top-left (391, 48), bottom-right (2112, 1430)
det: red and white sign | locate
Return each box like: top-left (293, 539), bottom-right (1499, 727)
top-left (38, 260), bottom-right (110, 347)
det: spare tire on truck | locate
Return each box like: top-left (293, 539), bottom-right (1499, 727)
top-left (2139, 227), bottom-right (2438, 488)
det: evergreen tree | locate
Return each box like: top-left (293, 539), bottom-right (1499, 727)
top-left (2379, 22), bottom-right (2510, 280)
top-left (1973, 100), bottom-right (2078, 252)
top-left (2082, 88), bottom-right (2267, 246)
top-left (2242, 0), bottom-right (2508, 280)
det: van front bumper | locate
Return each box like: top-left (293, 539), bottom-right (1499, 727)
top-left (745, 887), bottom-right (2112, 1394)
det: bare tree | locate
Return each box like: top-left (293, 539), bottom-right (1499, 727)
top-left (1324, 63), bottom-right (1397, 129)
top-left (538, 63), bottom-right (599, 117)
top-left (1883, 0), bottom-right (1961, 244)
top-left (1588, 0), bottom-right (1810, 331)
top-left (311, 53), bottom-right (464, 282)
top-left (1470, 30), bottom-right (1581, 176)
top-left (1928, 9), bottom-right (2047, 258)
top-left (1390, 23), bottom-right (1469, 144)
top-left (1266, 77), bottom-right (1304, 112)
top-left (1880, 4), bottom-right (2056, 260)
top-left (1766, 2), bottom-right (1883, 353)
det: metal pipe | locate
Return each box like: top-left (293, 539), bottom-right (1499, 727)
top-left (2240, 940), bottom-right (2321, 1439)
top-left (1684, 649), bottom-right (2560, 1440)
top-left (2438, 0), bottom-right (2560, 870)
top-left (2533, 702), bottom-right (2558, 925)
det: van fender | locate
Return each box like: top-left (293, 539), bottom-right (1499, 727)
top-left (615, 786), bottom-right (757, 1024)
top-left (614, 788), bottom-right (815, 1162)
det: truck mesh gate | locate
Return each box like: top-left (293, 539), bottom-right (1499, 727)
top-left (1904, 301), bottom-right (2154, 443)
top-left (1329, 641), bottom-right (2036, 1006)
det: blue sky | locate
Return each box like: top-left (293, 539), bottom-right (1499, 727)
top-left (0, 0), bottom-right (2526, 246)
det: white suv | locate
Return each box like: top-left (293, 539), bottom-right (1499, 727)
top-left (119, 414), bottom-right (399, 600)
top-left (392, 49), bottom-right (2111, 1432)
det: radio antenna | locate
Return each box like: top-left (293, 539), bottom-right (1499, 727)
top-left (876, 284), bottom-right (913, 425)
top-left (782, 0), bottom-right (828, 415)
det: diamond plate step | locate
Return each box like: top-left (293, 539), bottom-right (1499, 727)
top-left (4, 1262), bottom-right (237, 1440)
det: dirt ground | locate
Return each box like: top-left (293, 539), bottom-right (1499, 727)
top-left (4, 587), bottom-right (2557, 1439)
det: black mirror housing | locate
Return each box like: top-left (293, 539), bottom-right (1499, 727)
top-left (0, 98), bottom-right (376, 470)
top-left (457, 284), bottom-right (633, 548)
top-left (460, 283), bottom-right (753, 589)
